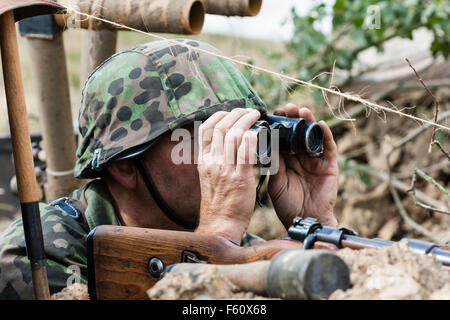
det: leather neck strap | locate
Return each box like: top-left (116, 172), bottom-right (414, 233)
top-left (134, 157), bottom-right (196, 230)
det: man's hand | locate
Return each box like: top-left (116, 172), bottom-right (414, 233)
top-left (268, 104), bottom-right (339, 229)
top-left (195, 108), bottom-right (260, 244)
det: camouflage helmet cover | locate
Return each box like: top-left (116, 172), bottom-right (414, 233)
top-left (75, 39), bottom-right (267, 179)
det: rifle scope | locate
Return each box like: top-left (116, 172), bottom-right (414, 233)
top-left (250, 114), bottom-right (324, 160)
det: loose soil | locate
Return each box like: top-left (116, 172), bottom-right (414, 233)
top-left (51, 283), bottom-right (89, 300)
top-left (147, 266), bottom-right (267, 300)
top-left (145, 240), bottom-right (450, 300)
top-left (331, 240), bottom-right (450, 300)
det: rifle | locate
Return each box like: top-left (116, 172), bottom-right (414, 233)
top-left (86, 217), bottom-right (450, 300)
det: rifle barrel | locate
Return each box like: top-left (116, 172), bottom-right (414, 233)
top-left (341, 235), bottom-right (450, 266)
top-left (341, 235), bottom-right (393, 250)
top-left (289, 217), bottom-right (450, 267)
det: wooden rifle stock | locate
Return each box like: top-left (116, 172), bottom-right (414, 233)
top-left (88, 217), bottom-right (450, 299)
top-left (87, 225), bottom-right (338, 300)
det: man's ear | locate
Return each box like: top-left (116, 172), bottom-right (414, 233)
top-left (105, 159), bottom-right (137, 190)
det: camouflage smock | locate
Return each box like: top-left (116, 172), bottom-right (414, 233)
top-left (0, 179), bottom-right (264, 299)
top-left (0, 179), bottom-right (117, 299)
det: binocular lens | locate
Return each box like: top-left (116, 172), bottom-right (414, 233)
top-left (250, 114), bottom-right (324, 160)
top-left (305, 123), bottom-right (324, 154)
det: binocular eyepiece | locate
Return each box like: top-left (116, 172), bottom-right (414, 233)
top-left (250, 113), bottom-right (324, 161)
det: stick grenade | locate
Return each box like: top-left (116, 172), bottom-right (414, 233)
top-left (160, 250), bottom-right (350, 299)
top-left (0, 10), bottom-right (50, 300)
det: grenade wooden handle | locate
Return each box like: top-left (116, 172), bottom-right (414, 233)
top-left (166, 249), bottom-right (351, 300)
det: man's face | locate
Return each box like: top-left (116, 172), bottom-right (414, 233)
top-left (139, 124), bottom-right (201, 228)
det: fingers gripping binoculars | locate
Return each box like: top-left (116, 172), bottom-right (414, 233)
top-left (250, 114), bottom-right (324, 161)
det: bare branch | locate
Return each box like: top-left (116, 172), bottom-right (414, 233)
top-left (413, 169), bottom-right (450, 198)
top-left (389, 184), bottom-right (440, 243)
top-left (407, 169), bottom-right (450, 216)
top-left (431, 140), bottom-right (450, 162)
top-left (385, 149), bottom-right (441, 241)
top-left (394, 160), bottom-right (450, 180)
top-left (404, 58), bottom-right (440, 150)
top-left (387, 110), bottom-right (450, 157)
top-left (338, 156), bottom-right (448, 210)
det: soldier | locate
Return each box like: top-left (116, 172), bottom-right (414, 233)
top-left (0, 39), bottom-right (338, 299)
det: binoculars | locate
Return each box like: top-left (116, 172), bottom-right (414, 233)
top-left (250, 114), bottom-right (324, 161)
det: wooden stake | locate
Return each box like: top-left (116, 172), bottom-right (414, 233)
top-left (0, 10), bottom-right (50, 300)
top-left (204, 0), bottom-right (262, 16)
top-left (26, 33), bottom-right (80, 202)
top-left (54, 0), bottom-right (205, 34)
top-left (80, 29), bottom-right (117, 86)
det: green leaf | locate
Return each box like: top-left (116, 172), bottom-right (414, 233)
top-left (341, 163), bottom-right (356, 176)
top-left (261, 0), bottom-right (450, 109)
top-left (433, 129), bottom-right (444, 145)
top-left (352, 16), bottom-right (364, 28)
top-left (334, 0), bottom-right (346, 11)
top-left (421, 5), bottom-right (435, 23)
top-left (359, 171), bottom-right (371, 187)
top-left (351, 28), bottom-right (368, 47)
top-left (312, 90), bottom-right (323, 104)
